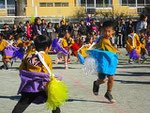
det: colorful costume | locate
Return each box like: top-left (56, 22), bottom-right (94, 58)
top-left (146, 33), bottom-right (150, 54)
top-left (126, 33), bottom-right (141, 59)
top-left (17, 51), bottom-right (68, 110)
top-left (84, 36), bottom-right (118, 76)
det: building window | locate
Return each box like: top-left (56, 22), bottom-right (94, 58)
top-left (81, 0), bottom-right (85, 6)
top-left (0, 0), bottom-right (5, 9)
top-left (122, 0), bottom-right (136, 7)
top-left (39, 2), bottom-right (69, 7)
top-left (137, 0), bottom-right (144, 5)
top-left (47, 3), bottom-right (53, 7)
top-left (62, 3), bottom-right (69, 7)
top-left (87, 0), bottom-right (94, 7)
top-left (146, 0), bottom-right (150, 4)
top-left (96, 0), bottom-right (112, 8)
top-left (40, 3), bottom-right (47, 7)
top-left (55, 2), bottom-right (61, 7)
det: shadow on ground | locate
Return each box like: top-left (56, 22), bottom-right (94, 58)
top-left (116, 72), bottom-right (150, 76)
top-left (0, 95), bottom-right (20, 101)
top-left (67, 99), bottom-right (110, 104)
top-left (115, 79), bottom-right (150, 85)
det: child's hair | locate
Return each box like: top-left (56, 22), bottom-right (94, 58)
top-left (35, 17), bottom-right (41, 24)
top-left (130, 27), bottom-right (135, 34)
top-left (0, 32), bottom-right (5, 37)
top-left (14, 35), bottom-right (20, 40)
top-left (84, 36), bottom-right (91, 44)
top-left (34, 35), bottom-right (52, 51)
top-left (103, 20), bottom-right (114, 29)
top-left (139, 29), bottom-right (146, 34)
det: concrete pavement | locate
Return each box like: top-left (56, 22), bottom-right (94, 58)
top-left (0, 49), bottom-right (150, 113)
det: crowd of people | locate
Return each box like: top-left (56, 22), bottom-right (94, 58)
top-left (0, 14), bottom-right (150, 113)
top-left (0, 14), bottom-right (150, 69)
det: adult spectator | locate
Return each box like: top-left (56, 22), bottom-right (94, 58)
top-left (58, 21), bottom-right (66, 37)
top-left (46, 22), bottom-right (55, 39)
top-left (127, 19), bottom-right (134, 35)
top-left (17, 22), bottom-right (25, 37)
top-left (41, 19), bottom-right (47, 35)
top-left (32, 17), bottom-right (43, 36)
top-left (136, 14), bottom-right (148, 35)
top-left (79, 20), bottom-right (87, 36)
top-left (25, 21), bottom-right (32, 39)
top-left (122, 19), bottom-right (127, 47)
top-left (115, 20), bottom-right (125, 48)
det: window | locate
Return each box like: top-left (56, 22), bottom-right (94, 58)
top-left (122, 0), bottom-right (136, 7)
top-left (129, 0), bottom-right (136, 7)
top-left (137, 0), bottom-right (144, 5)
top-left (87, 0), bottom-right (94, 7)
top-left (40, 3), bottom-right (47, 7)
top-left (0, 0), bottom-right (5, 9)
top-left (55, 2), bottom-right (61, 7)
top-left (62, 3), bottom-right (69, 7)
top-left (39, 2), bottom-right (69, 7)
top-left (47, 3), bottom-right (53, 7)
top-left (81, 0), bottom-right (85, 6)
top-left (146, 0), bottom-right (150, 4)
top-left (96, 0), bottom-right (112, 8)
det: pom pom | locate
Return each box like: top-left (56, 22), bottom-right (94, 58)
top-left (78, 53), bottom-right (85, 64)
top-left (83, 56), bottom-right (97, 75)
top-left (46, 76), bottom-right (68, 110)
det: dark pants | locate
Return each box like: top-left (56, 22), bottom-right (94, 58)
top-left (12, 92), bottom-right (60, 113)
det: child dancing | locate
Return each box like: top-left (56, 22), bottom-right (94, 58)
top-left (12, 35), bottom-right (63, 113)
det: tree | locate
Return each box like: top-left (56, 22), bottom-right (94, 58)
top-left (14, 0), bottom-right (25, 25)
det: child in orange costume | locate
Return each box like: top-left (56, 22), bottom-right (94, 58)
top-left (0, 33), bottom-right (8, 69)
top-left (126, 28), bottom-right (141, 63)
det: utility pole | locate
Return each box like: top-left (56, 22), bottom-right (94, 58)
top-left (14, 0), bottom-right (25, 25)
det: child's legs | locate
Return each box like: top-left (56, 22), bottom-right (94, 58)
top-left (107, 76), bottom-right (114, 92)
top-left (63, 55), bottom-right (68, 64)
top-left (12, 92), bottom-right (38, 113)
top-left (96, 72), bottom-right (107, 85)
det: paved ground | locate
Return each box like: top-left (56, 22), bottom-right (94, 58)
top-left (0, 49), bottom-right (150, 113)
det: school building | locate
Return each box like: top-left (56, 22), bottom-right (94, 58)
top-left (0, 0), bottom-right (150, 17)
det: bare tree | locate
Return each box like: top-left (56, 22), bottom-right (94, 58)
top-left (14, 0), bottom-right (25, 25)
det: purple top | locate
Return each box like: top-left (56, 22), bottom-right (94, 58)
top-left (17, 70), bottom-right (63, 104)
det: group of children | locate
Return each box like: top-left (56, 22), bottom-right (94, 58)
top-left (126, 24), bottom-right (150, 63)
top-left (1, 18), bottom-right (150, 113)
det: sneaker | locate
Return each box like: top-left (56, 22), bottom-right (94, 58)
top-left (93, 81), bottom-right (99, 96)
top-left (4, 65), bottom-right (9, 70)
top-left (128, 59), bottom-right (133, 64)
top-left (11, 61), bottom-right (13, 67)
top-left (0, 65), bottom-right (4, 70)
top-left (104, 91), bottom-right (116, 103)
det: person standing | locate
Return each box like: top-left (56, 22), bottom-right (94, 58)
top-left (136, 14), bottom-right (148, 35)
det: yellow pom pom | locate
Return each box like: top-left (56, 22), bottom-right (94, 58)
top-left (46, 76), bottom-right (68, 110)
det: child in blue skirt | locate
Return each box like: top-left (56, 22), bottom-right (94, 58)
top-left (93, 21), bottom-right (119, 103)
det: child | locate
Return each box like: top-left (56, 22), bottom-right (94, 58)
top-left (78, 36), bottom-right (92, 58)
top-left (126, 27), bottom-right (141, 63)
top-left (146, 24), bottom-right (150, 55)
top-left (12, 35), bottom-right (60, 113)
top-left (0, 33), bottom-right (8, 69)
top-left (139, 29), bottom-right (147, 63)
top-left (93, 21), bottom-right (119, 103)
